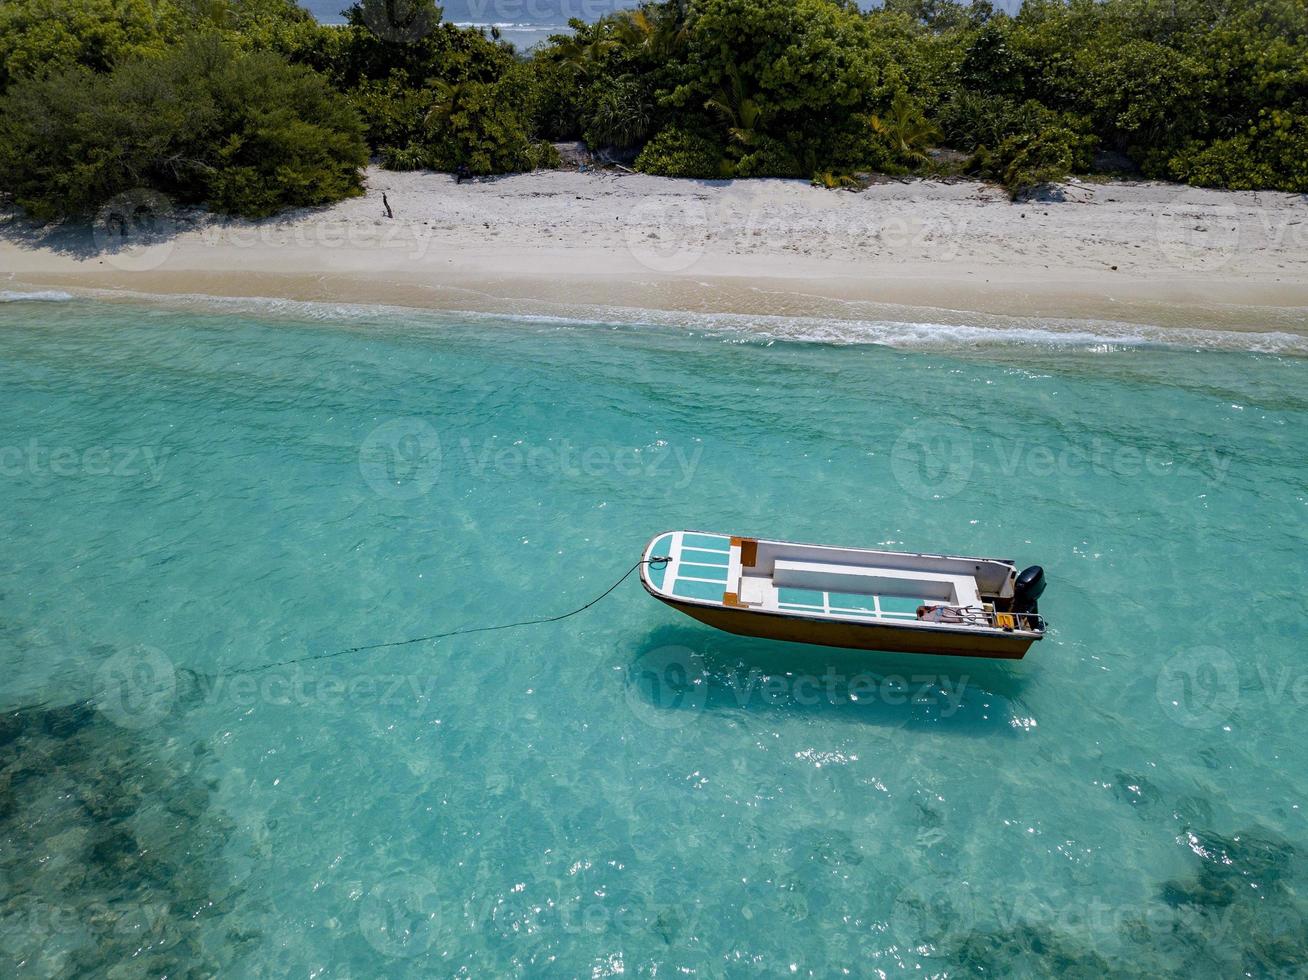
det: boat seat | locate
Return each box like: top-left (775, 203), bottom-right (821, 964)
top-left (738, 576), bottom-right (770, 606)
top-left (772, 559), bottom-right (982, 609)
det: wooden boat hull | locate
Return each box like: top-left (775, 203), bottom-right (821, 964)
top-left (654, 595), bottom-right (1035, 659)
top-left (641, 530), bottom-right (1045, 659)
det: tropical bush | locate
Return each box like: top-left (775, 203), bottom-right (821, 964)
top-left (634, 126), bottom-right (727, 179)
top-left (3, 0), bottom-right (1308, 219)
top-left (870, 91), bottom-right (942, 168)
top-left (584, 75), bottom-right (654, 150)
top-left (0, 38), bottom-right (367, 219)
top-left (0, 0), bottom-right (327, 93)
top-left (992, 125), bottom-right (1095, 198)
top-left (667, 0), bottom-right (895, 172)
top-left (0, 0), bottom-right (180, 92)
top-left (420, 75), bottom-right (558, 175)
top-left (734, 137), bottom-right (802, 179)
top-left (1168, 116), bottom-right (1308, 193)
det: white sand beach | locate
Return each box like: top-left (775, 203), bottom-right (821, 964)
top-left (4, 167), bottom-right (1307, 337)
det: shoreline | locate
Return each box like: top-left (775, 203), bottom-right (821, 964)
top-left (4, 168), bottom-right (1307, 344)
top-left (10, 281), bottom-right (1308, 356)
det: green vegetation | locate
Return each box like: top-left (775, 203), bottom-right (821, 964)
top-left (0, 37), bottom-right (367, 220)
top-left (0, 0), bottom-right (370, 218)
top-left (534, 0), bottom-right (1308, 195)
top-left (0, 0), bottom-right (1305, 221)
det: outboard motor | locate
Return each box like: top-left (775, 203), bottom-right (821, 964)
top-left (1013, 565), bottom-right (1046, 613)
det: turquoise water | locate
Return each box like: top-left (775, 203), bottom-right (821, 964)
top-left (1, 295), bottom-right (1306, 975)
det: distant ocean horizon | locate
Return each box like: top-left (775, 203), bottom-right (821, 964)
top-left (300, 0), bottom-right (643, 48)
top-left (300, 0), bottom-right (641, 38)
top-left (297, 0), bottom-right (920, 48)
top-left (299, 0), bottom-right (1010, 24)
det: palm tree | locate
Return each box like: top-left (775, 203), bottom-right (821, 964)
top-left (424, 79), bottom-right (469, 127)
top-left (613, 4), bottom-right (690, 59)
top-left (812, 171), bottom-right (861, 190)
top-left (551, 20), bottom-right (617, 78)
top-left (869, 91), bottom-right (942, 165)
top-left (705, 66), bottom-right (764, 151)
top-left (613, 9), bottom-right (656, 50)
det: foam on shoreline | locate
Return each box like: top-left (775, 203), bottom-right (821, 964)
top-left (17, 285), bottom-right (1308, 355)
top-left (0, 289), bottom-right (74, 302)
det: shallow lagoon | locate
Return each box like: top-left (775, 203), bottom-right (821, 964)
top-left (1, 296), bottom-right (1305, 975)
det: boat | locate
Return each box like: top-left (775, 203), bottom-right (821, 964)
top-left (640, 530), bottom-right (1046, 659)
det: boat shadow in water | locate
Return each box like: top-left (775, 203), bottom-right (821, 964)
top-left (625, 625), bottom-right (1037, 737)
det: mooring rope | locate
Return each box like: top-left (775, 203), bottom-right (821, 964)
top-left (226, 556), bottom-right (670, 675)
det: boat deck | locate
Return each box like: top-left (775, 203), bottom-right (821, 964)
top-left (646, 531), bottom-right (999, 629)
